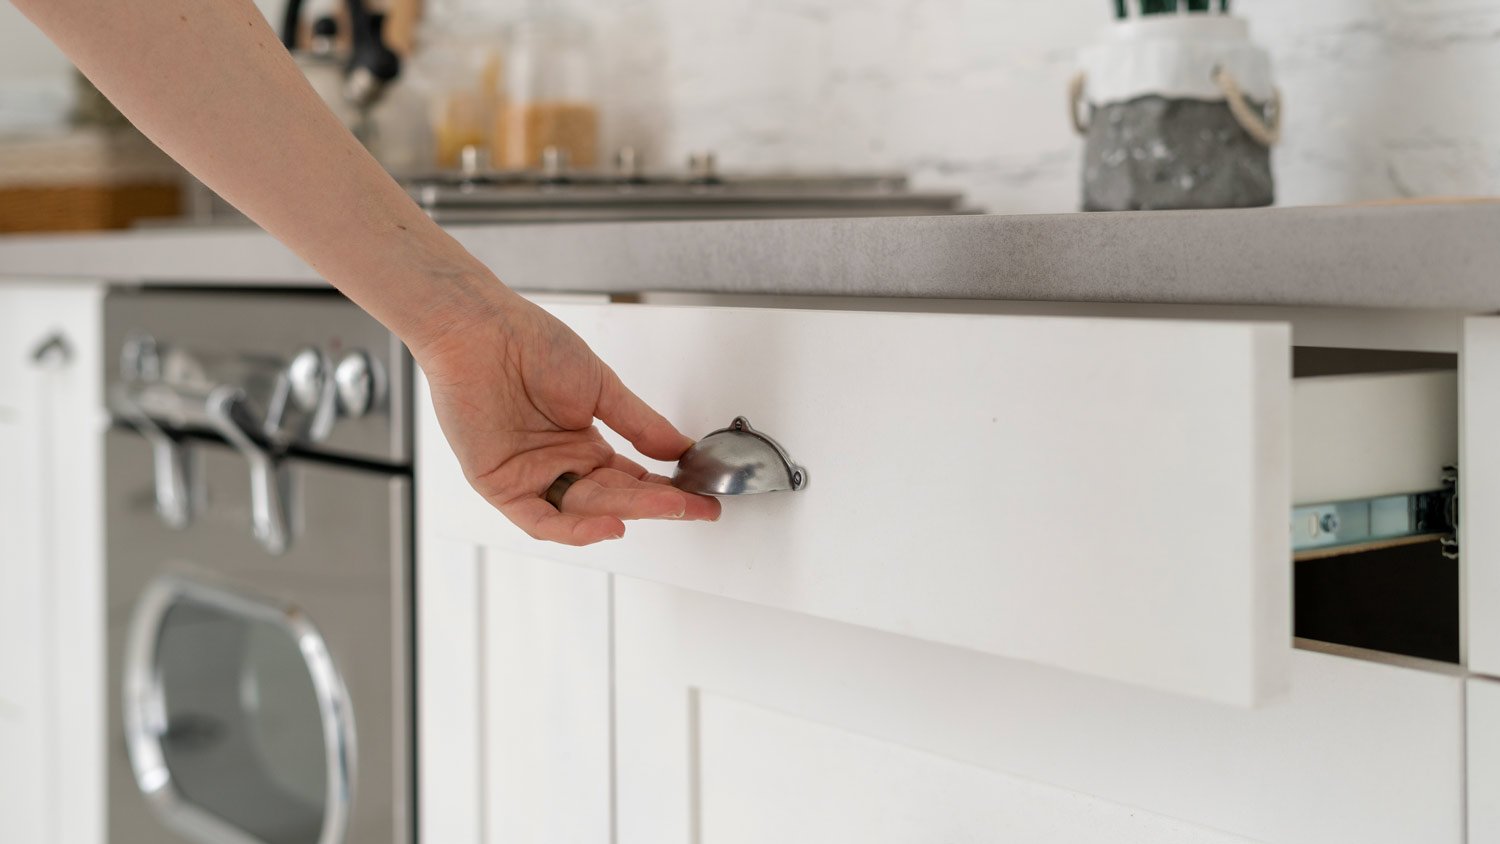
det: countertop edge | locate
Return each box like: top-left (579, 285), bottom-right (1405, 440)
top-left (1, 203), bottom-right (1497, 310)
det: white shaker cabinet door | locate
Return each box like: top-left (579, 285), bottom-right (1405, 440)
top-left (0, 283), bottom-right (106, 844)
top-left (0, 288), bottom-right (50, 844)
top-left (426, 303), bottom-right (1293, 707)
top-left (417, 533), bottom-right (613, 844)
top-left (614, 578), bottom-right (1464, 844)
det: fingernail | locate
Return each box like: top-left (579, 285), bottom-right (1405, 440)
top-left (608, 532), bottom-right (625, 541)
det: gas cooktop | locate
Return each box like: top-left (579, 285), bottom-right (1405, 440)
top-left (404, 150), bottom-right (977, 224)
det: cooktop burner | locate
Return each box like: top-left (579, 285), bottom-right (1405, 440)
top-left (404, 150), bottom-right (977, 224)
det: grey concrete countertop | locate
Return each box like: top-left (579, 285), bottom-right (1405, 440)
top-left (0, 202), bottom-right (1496, 310)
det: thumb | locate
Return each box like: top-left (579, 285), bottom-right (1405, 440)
top-left (596, 366), bottom-right (694, 462)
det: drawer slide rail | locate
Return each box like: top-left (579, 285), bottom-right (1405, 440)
top-left (1292, 469), bottom-right (1457, 561)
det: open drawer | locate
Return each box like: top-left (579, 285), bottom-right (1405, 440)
top-left (420, 303), bottom-right (1464, 707)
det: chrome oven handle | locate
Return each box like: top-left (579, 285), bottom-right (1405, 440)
top-left (110, 384), bottom-right (193, 530)
top-left (205, 385), bottom-right (293, 556)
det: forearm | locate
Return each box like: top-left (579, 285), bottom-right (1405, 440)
top-left (12, 0), bottom-right (507, 350)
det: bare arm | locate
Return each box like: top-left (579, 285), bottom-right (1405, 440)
top-left (15, 0), bottom-right (479, 347)
top-left (13, 0), bottom-right (720, 542)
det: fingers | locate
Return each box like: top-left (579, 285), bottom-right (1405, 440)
top-left (605, 452), bottom-right (651, 479)
top-left (595, 366), bottom-right (695, 462)
top-left (500, 497), bottom-right (626, 546)
top-left (560, 473), bottom-right (692, 520)
top-left (589, 467), bottom-right (722, 522)
top-left (495, 466), bottom-right (721, 546)
top-left (606, 453), bottom-right (674, 485)
top-left (471, 437), bottom-right (613, 501)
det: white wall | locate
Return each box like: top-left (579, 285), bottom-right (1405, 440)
top-left (5, 0), bottom-right (1500, 213)
top-left (0, 4), bottom-right (70, 81)
top-left (571, 0), bottom-right (1500, 212)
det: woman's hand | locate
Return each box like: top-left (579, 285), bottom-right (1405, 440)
top-left (413, 281), bottom-right (722, 546)
top-left (10, 0), bottom-right (714, 547)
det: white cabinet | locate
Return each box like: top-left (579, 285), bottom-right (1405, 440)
top-left (416, 299), bottom-right (1475, 844)
top-left (613, 578), bottom-right (1463, 844)
top-left (0, 283), bottom-right (106, 844)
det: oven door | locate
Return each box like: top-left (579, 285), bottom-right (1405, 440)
top-left (106, 428), bottom-right (411, 844)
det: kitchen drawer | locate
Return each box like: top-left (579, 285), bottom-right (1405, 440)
top-left (613, 577), bottom-right (1464, 844)
top-left (421, 303), bottom-right (1460, 706)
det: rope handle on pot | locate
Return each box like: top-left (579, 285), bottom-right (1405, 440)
top-left (1213, 66), bottom-right (1282, 146)
top-left (1068, 68), bottom-right (1280, 146)
top-left (1068, 72), bottom-right (1089, 135)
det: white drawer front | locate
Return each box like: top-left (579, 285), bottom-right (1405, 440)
top-left (615, 578), bottom-right (1464, 844)
top-left (692, 692), bottom-right (1257, 844)
top-left (423, 304), bottom-right (1292, 706)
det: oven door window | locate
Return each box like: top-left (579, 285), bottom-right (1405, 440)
top-left (124, 577), bottom-right (354, 844)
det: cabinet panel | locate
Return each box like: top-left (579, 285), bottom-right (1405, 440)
top-left (695, 693), bottom-right (1256, 844)
top-left (416, 531), bottom-right (613, 844)
top-left (1465, 318), bottom-right (1500, 675)
top-left (614, 577), bottom-right (1464, 844)
top-left (1471, 678), bottom-right (1500, 844)
top-left (0, 718), bottom-right (46, 843)
top-left (1292, 370), bottom-right (1456, 504)
top-left (423, 305), bottom-right (1293, 707)
top-left (0, 288), bottom-right (33, 714)
top-left (0, 406), bottom-right (48, 843)
top-left (0, 283), bottom-right (105, 844)
top-left (35, 285), bottom-right (106, 844)
top-left (417, 537), bottom-right (485, 844)
top-left (0, 409), bottom-right (44, 714)
top-left (0, 288), bottom-right (28, 403)
top-left (481, 548), bottom-right (612, 844)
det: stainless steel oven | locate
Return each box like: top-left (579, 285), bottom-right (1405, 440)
top-left (104, 289), bottom-right (412, 844)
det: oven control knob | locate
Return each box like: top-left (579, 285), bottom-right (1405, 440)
top-left (121, 333), bottom-right (162, 381)
top-left (334, 350), bottom-right (382, 418)
top-left (287, 347), bottom-right (328, 412)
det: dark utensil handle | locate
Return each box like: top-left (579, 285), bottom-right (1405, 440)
top-left (280, 0), bottom-right (303, 50)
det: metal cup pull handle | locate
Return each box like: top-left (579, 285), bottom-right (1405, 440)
top-left (205, 386), bottom-right (293, 555)
top-left (672, 416), bottom-right (808, 496)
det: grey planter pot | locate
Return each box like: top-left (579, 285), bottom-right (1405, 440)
top-left (1082, 95), bottom-right (1273, 211)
